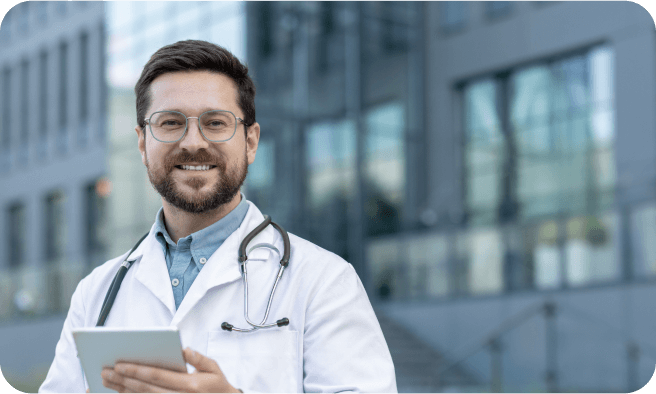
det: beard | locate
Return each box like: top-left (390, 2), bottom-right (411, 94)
top-left (145, 148), bottom-right (248, 214)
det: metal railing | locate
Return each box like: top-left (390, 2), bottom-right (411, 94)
top-left (435, 300), bottom-right (656, 392)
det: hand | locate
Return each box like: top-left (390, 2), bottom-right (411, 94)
top-left (101, 347), bottom-right (241, 393)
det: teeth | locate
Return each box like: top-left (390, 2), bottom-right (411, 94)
top-left (181, 165), bottom-right (211, 171)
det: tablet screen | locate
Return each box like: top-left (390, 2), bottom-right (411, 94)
top-left (73, 327), bottom-right (187, 393)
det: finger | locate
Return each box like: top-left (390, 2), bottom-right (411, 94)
top-left (101, 378), bottom-right (128, 393)
top-left (104, 369), bottom-right (169, 393)
top-left (113, 362), bottom-right (193, 392)
top-left (183, 347), bottom-right (221, 374)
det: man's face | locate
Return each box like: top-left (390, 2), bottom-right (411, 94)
top-left (135, 71), bottom-right (260, 214)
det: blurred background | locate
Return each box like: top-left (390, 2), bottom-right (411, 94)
top-left (1, 1), bottom-right (655, 392)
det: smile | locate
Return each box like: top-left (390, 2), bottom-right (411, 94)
top-left (175, 165), bottom-right (216, 171)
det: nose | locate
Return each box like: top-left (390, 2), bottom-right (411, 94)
top-left (178, 117), bottom-right (210, 151)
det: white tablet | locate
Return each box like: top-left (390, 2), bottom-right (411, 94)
top-left (73, 327), bottom-right (187, 393)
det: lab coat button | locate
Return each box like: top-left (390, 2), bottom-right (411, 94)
top-left (172, 278), bottom-right (180, 287)
top-left (200, 257), bottom-right (207, 265)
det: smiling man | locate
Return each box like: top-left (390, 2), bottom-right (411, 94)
top-left (39, 40), bottom-right (396, 393)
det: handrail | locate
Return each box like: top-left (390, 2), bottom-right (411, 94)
top-left (436, 301), bottom-right (546, 377)
top-left (435, 300), bottom-right (656, 390)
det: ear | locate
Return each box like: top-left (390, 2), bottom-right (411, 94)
top-left (245, 122), bottom-right (260, 165)
top-left (135, 125), bottom-right (147, 166)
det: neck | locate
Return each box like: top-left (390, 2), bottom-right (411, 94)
top-left (161, 192), bottom-right (242, 243)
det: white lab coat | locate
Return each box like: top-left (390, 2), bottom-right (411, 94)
top-left (39, 201), bottom-right (397, 393)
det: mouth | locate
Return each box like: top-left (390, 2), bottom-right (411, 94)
top-left (175, 165), bottom-right (217, 171)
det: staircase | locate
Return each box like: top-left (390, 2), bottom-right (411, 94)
top-left (375, 311), bottom-right (481, 393)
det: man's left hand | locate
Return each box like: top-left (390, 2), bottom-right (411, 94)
top-left (101, 347), bottom-right (241, 393)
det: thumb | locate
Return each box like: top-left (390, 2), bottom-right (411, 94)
top-left (184, 347), bottom-right (222, 374)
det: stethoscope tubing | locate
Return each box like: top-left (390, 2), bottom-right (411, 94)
top-left (96, 216), bottom-right (290, 333)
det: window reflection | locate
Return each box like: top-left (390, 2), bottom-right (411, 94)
top-left (45, 191), bottom-right (66, 263)
top-left (364, 102), bottom-right (405, 236)
top-left (462, 45), bottom-right (617, 295)
top-left (7, 203), bottom-right (26, 270)
top-left (369, 237), bottom-right (403, 300)
top-left (464, 79), bottom-right (503, 224)
top-left (532, 220), bottom-right (561, 289)
top-left (468, 228), bottom-right (504, 294)
top-left (306, 119), bottom-right (356, 209)
top-left (248, 139), bottom-right (275, 190)
top-left (408, 233), bottom-right (450, 297)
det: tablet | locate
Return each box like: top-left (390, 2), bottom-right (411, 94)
top-left (73, 327), bottom-right (187, 393)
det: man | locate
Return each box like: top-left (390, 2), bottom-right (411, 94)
top-left (39, 40), bottom-right (396, 393)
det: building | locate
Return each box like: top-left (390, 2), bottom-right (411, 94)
top-left (245, 1), bottom-right (656, 392)
top-left (0, 1), bottom-right (107, 391)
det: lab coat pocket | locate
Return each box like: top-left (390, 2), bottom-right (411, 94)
top-left (208, 329), bottom-right (300, 393)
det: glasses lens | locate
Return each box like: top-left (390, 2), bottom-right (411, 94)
top-left (200, 111), bottom-right (237, 141)
top-left (150, 111), bottom-right (187, 142)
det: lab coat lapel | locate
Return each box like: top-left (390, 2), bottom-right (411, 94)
top-left (171, 201), bottom-right (274, 326)
top-left (133, 232), bottom-right (177, 317)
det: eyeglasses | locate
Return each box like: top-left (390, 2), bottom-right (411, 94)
top-left (144, 110), bottom-right (248, 143)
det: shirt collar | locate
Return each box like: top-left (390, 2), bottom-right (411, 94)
top-left (154, 193), bottom-right (250, 267)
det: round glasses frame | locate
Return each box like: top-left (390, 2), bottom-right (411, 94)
top-left (144, 110), bottom-right (248, 143)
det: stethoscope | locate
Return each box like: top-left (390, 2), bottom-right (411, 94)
top-left (96, 215), bottom-right (291, 333)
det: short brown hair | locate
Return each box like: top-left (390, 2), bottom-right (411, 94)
top-left (134, 40), bottom-right (256, 130)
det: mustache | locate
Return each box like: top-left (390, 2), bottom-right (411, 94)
top-left (164, 150), bottom-right (226, 172)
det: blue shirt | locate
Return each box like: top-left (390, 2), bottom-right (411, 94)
top-left (153, 195), bottom-right (249, 310)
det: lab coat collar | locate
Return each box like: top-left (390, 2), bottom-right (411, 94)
top-left (127, 200), bottom-right (274, 325)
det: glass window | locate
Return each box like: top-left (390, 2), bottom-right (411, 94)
top-left (85, 181), bottom-right (108, 266)
top-left (39, 50), bottom-right (48, 141)
top-left (527, 213), bottom-right (620, 289)
top-left (257, 2), bottom-right (274, 58)
top-left (20, 59), bottom-right (29, 148)
top-left (2, 66), bottom-right (11, 152)
top-left (306, 118), bottom-right (356, 261)
top-left (464, 79), bottom-right (503, 224)
top-left (307, 119), bottom-right (356, 210)
top-left (381, 2), bottom-right (407, 52)
top-left (407, 233), bottom-right (451, 298)
top-left (7, 203), bottom-right (26, 269)
top-left (79, 31), bottom-right (88, 122)
top-left (530, 220), bottom-right (561, 289)
top-left (248, 139), bottom-right (275, 190)
top-left (368, 237), bottom-right (404, 300)
top-left (514, 48), bottom-right (614, 219)
top-left (364, 102), bottom-right (405, 236)
top-left (467, 227), bottom-right (505, 294)
top-left (44, 191), bottom-right (66, 262)
top-left (564, 213), bottom-right (620, 286)
top-left (439, 2), bottom-right (468, 33)
top-left (59, 41), bottom-right (68, 131)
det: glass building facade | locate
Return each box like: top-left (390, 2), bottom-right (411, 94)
top-left (245, 2), bottom-right (656, 392)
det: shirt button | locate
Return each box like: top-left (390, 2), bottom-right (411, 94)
top-left (199, 257), bottom-right (207, 265)
top-left (172, 278), bottom-right (180, 287)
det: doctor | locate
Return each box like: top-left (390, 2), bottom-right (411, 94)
top-left (39, 40), bottom-right (397, 393)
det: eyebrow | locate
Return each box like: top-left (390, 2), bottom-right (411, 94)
top-left (157, 108), bottom-right (223, 114)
